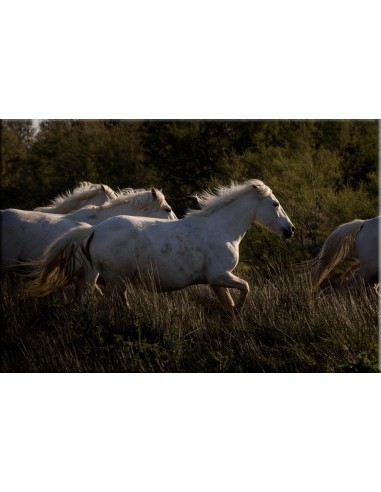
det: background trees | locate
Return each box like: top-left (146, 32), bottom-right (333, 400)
top-left (1, 119), bottom-right (378, 265)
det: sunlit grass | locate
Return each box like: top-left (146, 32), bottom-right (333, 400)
top-left (1, 269), bottom-right (379, 372)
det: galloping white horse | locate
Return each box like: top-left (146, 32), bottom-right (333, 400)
top-left (34, 182), bottom-right (117, 213)
top-left (312, 216), bottom-right (379, 290)
top-left (24, 179), bottom-right (295, 312)
top-left (1, 188), bottom-right (176, 274)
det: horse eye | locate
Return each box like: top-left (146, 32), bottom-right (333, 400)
top-left (274, 202), bottom-right (279, 207)
top-left (165, 207), bottom-right (172, 213)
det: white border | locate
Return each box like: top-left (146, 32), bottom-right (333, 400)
top-left (1, 2), bottom-right (380, 491)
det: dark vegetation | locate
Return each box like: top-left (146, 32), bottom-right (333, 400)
top-left (1, 119), bottom-right (379, 372)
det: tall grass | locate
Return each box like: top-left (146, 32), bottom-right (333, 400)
top-left (1, 268), bottom-right (379, 372)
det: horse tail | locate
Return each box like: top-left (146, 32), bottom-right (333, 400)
top-left (312, 219), bottom-right (364, 289)
top-left (24, 223), bottom-right (95, 298)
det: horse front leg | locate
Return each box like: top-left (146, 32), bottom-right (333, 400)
top-left (210, 286), bottom-right (235, 311)
top-left (210, 272), bottom-right (249, 312)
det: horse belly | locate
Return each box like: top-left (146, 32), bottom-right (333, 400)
top-left (153, 263), bottom-right (206, 291)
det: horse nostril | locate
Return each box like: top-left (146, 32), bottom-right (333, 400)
top-left (284, 225), bottom-right (295, 239)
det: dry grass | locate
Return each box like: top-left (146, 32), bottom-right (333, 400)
top-left (1, 268), bottom-right (379, 372)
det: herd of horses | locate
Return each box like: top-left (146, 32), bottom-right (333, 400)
top-left (1, 180), bottom-right (379, 313)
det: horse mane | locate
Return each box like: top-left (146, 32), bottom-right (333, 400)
top-left (186, 179), bottom-right (272, 217)
top-left (34, 182), bottom-right (116, 213)
top-left (95, 188), bottom-right (166, 212)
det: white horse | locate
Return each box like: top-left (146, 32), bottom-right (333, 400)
top-left (1, 188), bottom-right (177, 274)
top-left (312, 216), bottom-right (379, 290)
top-left (24, 179), bottom-right (295, 312)
top-left (34, 182), bottom-right (117, 213)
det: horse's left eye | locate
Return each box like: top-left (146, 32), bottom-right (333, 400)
top-left (165, 207), bottom-right (172, 213)
top-left (274, 202), bottom-right (279, 207)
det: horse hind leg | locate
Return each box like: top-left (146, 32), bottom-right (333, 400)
top-left (104, 278), bottom-right (131, 309)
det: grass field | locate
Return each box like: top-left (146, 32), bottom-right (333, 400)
top-left (1, 266), bottom-right (379, 373)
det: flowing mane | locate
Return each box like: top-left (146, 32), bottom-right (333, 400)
top-left (34, 182), bottom-right (116, 213)
top-left (95, 188), bottom-right (166, 212)
top-left (186, 179), bottom-right (272, 217)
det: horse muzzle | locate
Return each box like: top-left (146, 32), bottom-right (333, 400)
top-left (283, 225), bottom-right (295, 240)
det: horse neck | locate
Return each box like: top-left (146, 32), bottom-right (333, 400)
top-left (65, 198), bottom-right (88, 212)
top-left (66, 190), bottom-right (110, 211)
top-left (80, 200), bottom-right (151, 222)
top-left (199, 193), bottom-right (258, 242)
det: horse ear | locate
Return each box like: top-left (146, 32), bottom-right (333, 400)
top-left (151, 188), bottom-right (159, 201)
top-left (101, 184), bottom-right (106, 192)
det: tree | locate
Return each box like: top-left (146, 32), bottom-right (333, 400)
top-left (1, 119), bottom-right (37, 208)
